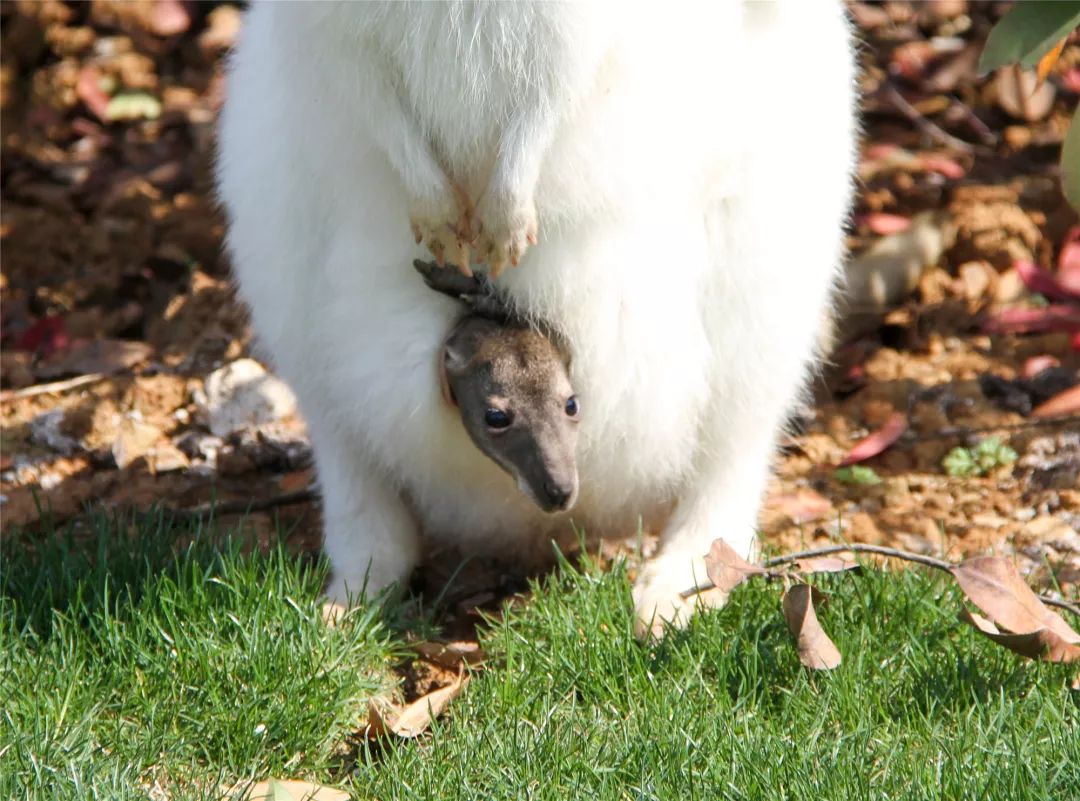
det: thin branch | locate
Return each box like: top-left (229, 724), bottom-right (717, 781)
top-left (171, 488), bottom-right (318, 521)
top-left (0, 373), bottom-right (107, 403)
top-left (681, 543), bottom-right (1080, 619)
top-left (901, 415), bottom-right (1080, 443)
top-left (876, 81), bottom-right (980, 155)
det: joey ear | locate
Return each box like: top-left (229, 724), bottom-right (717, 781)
top-left (439, 337), bottom-right (468, 406)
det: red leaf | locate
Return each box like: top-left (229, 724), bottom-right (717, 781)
top-left (76, 67), bottom-right (110, 123)
top-left (1015, 260), bottom-right (1080, 303)
top-left (1032, 385), bottom-right (1080, 418)
top-left (14, 316), bottom-right (69, 357)
top-left (839, 412), bottom-right (907, 466)
top-left (1063, 68), bottom-right (1080, 95)
top-left (1058, 227), bottom-right (1080, 295)
top-left (983, 305), bottom-right (1080, 335)
top-left (1020, 355), bottom-right (1060, 379)
top-left (919, 155), bottom-right (965, 179)
top-left (863, 213), bottom-right (911, 235)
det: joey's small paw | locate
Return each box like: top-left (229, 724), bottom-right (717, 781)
top-left (409, 188), bottom-right (473, 274)
top-left (471, 193), bottom-right (538, 278)
top-left (632, 559), bottom-right (728, 640)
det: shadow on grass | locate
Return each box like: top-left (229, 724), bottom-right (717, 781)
top-left (1, 509), bottom-right (325, 636)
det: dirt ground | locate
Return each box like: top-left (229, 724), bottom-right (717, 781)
top-left (2, 1), bottom-right (1078, 610)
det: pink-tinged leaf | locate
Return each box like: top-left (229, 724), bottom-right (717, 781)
top-left (1058, 227), bottom-right (1080, 294)
top-left (151, 0), bottom-right (192, 36)
top-left (864, 143), bottom-right (901, 161)
top-left (767, 489), bottom-right (833, 525)
top-left (960, 609), bottom-right (1080, 663)
top-left (782, 585), bottom-right (842, 670)
top-left (982, 305), bottom-right (1080, 335)
top-left (863, 213), bottom-right (911, 235)
top-left (412, 640), bottom-right (487, 669)
top-left (76, 67), bottom-right (110, 123)
top-left (1032, 385), bottom-right (1080, 418)
top-left (1015, 260), bottom-right (1080, 303)
top-left (1064, 68), bottom-right (1080, 94)
top-left (919, 155), bottom-right (965, 179)
top-left (951, 556), bottom-right (1080, 645)
top-left (1020, 355), bottom-right (1060, 379)
top-left (838, 412), bottom-right (907, 466)
top-left (794, 555), bottom-right (861, 575)
top-left (703, 538), bottom-right (766, 594)
top-left (14, 316), bottom-right (69, 357)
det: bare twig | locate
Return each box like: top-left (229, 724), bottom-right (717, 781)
top-left (876, 81), bottom-right (980, 155)
top-left (900, 415), bottom-right (1080, 443)
top-left (681, 543), bottom-right (1080, 619)
top-left (0, 373), bottom-right (108, 403)
top-left (171, 488), bottom-right (318, 520)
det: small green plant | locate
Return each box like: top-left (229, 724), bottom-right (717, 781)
top-left (942, 436), bottom-right (1018, 477)
top-left (833, 465), bottom-right (882, 485)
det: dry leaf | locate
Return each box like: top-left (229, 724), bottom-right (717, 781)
top-left (951, 556), bottom-right (1080, 645)
top-left (37, 338), bottom-right (153, 380)
top-left (1032, 385), bottom-right (1080, 418)
top-left (388, 673), bottom-right (468, 738)
top-left (703, 538), bottom-right (766, 594)
top-left (112, 419), bottom-right (164, 469)
top-left (794, 555), bottom-right (860, 575)
top-left (960, 609), bottom-right (1080, 663)
top-left (839, 412), bottom-right (908, 466)
top-left (767, 489), bottom-right (833, 524)
top-left (320, 602), bottom-right (348, 627)
top-left (412, 640), bottom-right (487, 669)
top-left (863, 213), bottom-right (911, 235)
top-left (229, 778), bottom-right (350, 801)
top-left (782, 584), bottom-right (842, 670)
top-left (995, 66), bottom-right (1056, 121)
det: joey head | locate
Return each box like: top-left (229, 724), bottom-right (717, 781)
top-left (415, 259), bottom-right (579, 513)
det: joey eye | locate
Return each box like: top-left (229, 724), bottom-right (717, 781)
top-left (565, 396), bottom-right (579, 417)
top-left (484, 408), bottom-right (512, 429)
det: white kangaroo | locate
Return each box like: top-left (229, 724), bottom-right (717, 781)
top-left (217, 1), bottom-right (857, 636)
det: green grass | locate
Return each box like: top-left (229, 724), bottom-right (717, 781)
top-left (2, 517), bottom-right (1077, 800)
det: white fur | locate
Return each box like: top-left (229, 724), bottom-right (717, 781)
top-left (217, 1), bottom-right (857, 635)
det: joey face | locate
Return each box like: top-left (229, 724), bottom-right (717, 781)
top-left (443, 318), bottom-right (579, 513)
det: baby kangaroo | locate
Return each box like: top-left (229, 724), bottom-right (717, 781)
top-left (413, 260), bottom-right (580, 513)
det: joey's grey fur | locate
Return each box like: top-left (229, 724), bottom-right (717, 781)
top-left (414, 260), bottom-right (579, 513)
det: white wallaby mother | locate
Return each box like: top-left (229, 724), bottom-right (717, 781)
top-left (217, 1), bottom-right (856, 636)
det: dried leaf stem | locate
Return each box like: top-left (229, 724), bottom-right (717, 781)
top-left (682, 543), bottom-right (1080, 618)
top-left (0, 372), bottom-right (108, 403)
top-left (877, 81), bottom-right (981, 155)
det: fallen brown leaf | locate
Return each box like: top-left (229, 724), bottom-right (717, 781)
top-left (703, 538), bottom-right (766, 594)
top-left (386, 672), bottom-right (468, 738)
top-left (960, 609), bottom-right (1080, 663)
top-left (112, 419), bottom-right (164, 470)
top-left (951, 556), bottom-right (1080, 646)
top-left (767, 489), bottom-right (833, 524)
top-left (228, 778), bottom-right (350, 801)
top-left (37, 339), bottom-right (153, 380)
top-left (782, 584), bottom-right (842, 670)
top-left (995, 66), bottom-right (1056, 122)
top-left (412, 640), bottom-right (487, 669)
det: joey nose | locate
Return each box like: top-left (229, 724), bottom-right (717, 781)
top-left (542, 480), bottom-right (575, 511)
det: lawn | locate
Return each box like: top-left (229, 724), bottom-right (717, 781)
top-left (2, 516), bottom-right (1077, 801)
